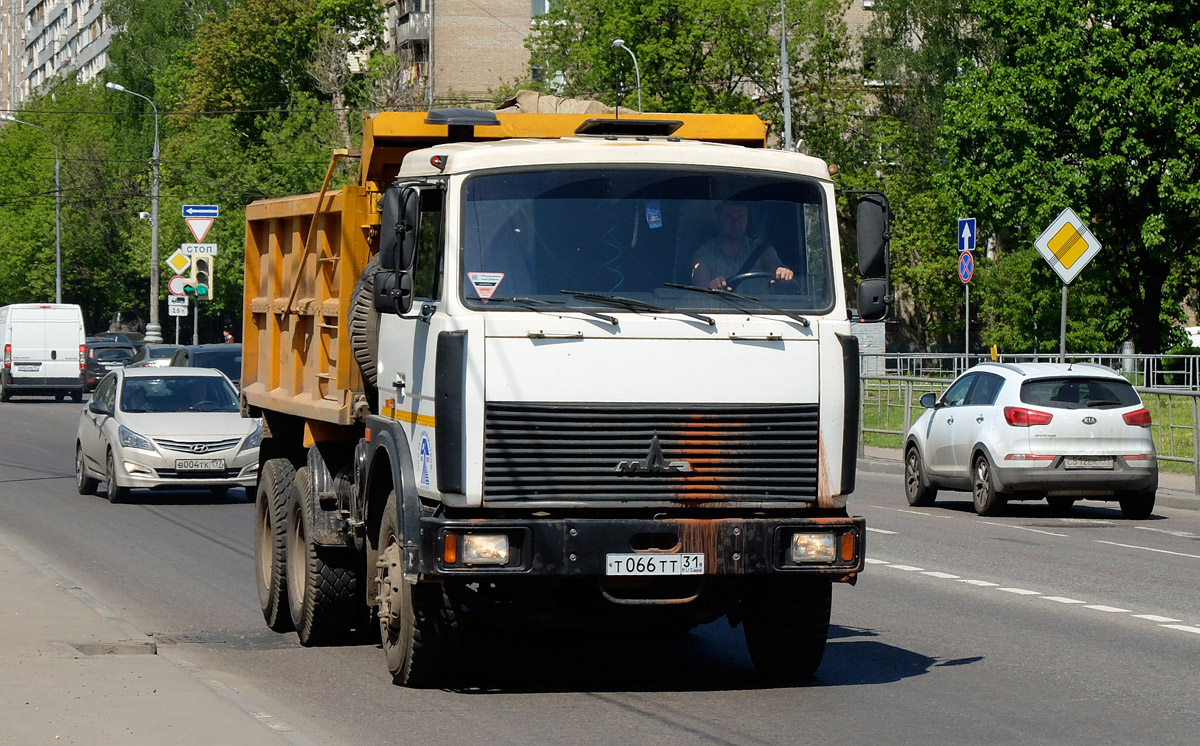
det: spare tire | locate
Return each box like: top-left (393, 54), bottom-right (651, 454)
top-left (349, 256), bottom-right (382, 389)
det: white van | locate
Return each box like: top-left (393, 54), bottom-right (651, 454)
top-left (0, 303), bottom-right (86, 402)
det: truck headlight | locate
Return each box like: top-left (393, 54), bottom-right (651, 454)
top-left (462, 534), bottom-right (510, 565)
top-left (790, 532), bottom-right (836, 563)
top-left (118, 424), bottom-right (153, 452)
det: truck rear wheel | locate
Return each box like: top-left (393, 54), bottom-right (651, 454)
top-left (376, 490), bottom-right (457, 687)
top-left (285, 467), bottom-right (363, 645)
top-left (743, 579), bottom-right (832, 682)
top-left (255, 458), bottom-right (296, 632)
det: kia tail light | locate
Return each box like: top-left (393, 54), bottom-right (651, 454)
top-left (1123, 408), bottom-right (1152, 427)
top-left (1004, 406), bottom-right (1054, 427)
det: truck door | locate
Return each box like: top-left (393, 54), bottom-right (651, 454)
top-left (378, 188), bottom-right (453, 497)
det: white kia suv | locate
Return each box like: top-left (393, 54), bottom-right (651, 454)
top-left (903, 362), bottom-right (1157, 518)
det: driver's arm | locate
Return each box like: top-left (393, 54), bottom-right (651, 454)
top-left (690, 259), bottom-right (725, 290)
top-left (760, 245), bottom-right (794, 282)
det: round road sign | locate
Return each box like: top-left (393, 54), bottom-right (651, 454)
top-left (168, 275), bottom-right (187, 296)
top-left (958, 251), bottom-right (974, 283)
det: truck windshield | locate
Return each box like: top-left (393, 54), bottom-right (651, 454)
top-left (460, 167), bottom-right (834, 313)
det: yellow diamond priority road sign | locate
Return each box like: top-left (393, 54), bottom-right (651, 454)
top-left (1034, 207), bottom-right (1102, 285)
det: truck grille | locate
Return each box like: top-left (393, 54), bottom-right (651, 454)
top-left (484, 403), bottom-right (819, 504)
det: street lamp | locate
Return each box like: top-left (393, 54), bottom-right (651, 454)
top-left (611, 39), bottom-right (642, 112)
top-left (0, 114), bottom-right (62, 304)
top-left (106, 81), bottom-right (163, 344)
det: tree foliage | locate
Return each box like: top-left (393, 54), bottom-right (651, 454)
top-left (941, 0), bottom-right (1200, 353)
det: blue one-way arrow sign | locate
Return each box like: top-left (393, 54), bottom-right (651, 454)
top-left (182, 204), bottom-right (219, 218)
top-left (958, 217), bottom-right (977, 252)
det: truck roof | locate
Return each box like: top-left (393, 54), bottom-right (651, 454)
top-left (361, 110), bottom-right (771, 187)
top-left (393, 136), bottom-right (834, 181)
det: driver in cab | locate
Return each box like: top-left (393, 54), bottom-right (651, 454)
top-left (690, 201), bottom-right (794, 293)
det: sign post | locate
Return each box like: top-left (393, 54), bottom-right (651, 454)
top-left (1033, 208), bottom-right (1102, 362)
top-left (958, 249), bottom-right (974, 365)
top-left (957, 218), bottom-right (976, 367)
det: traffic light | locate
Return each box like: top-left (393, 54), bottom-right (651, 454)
top-left (184, 252), bottom-right (214, 301)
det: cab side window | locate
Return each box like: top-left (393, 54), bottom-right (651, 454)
top-left (413, 189), bottom-right (444, 300)
top-left (942, 375), bottom-right (974, 407)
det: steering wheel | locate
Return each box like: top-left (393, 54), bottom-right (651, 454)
top-left (722, 270), bottom-right (800, 292)
top-left (191, 400), bottom-right (218, 411)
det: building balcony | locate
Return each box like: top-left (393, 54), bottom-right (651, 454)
top-left (395, 12), bottom-right (430, 44)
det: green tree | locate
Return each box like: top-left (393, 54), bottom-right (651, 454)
top-left (105, 0), bottom-right (233, 101)
top-left (941, 0), bottom-right (1200, 353)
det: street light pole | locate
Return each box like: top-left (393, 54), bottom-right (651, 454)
top-left (611, 39), bottom-right (642, 112)
top-left (1, 114), bottom-right (61, 303)
top-left (106, 82), bottom-right (163, 344)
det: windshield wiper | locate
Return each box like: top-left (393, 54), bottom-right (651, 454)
top-left (561, 290), bottom-right (715, 326)
top-left (486, 296), bottom-right (617, 326)
top-left (663, 283), bottom-right (810, 327)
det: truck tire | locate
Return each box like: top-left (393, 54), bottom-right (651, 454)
top-left (349, 256), bottom-right (382, 389)
top-left (0, 376), bottom-right (9, 402)
top-left (285, 467), bottom-right (363, 645)
top-left (375, 490), bottom-right (457, 687)
top-left (743, 579), bottom-right (832, 682)
top-left (255, 458), bottom-right (296, 632)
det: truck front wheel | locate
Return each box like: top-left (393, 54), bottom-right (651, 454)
top-left (376, 490), bottom-right (457, 687)
top-left (255, 458), bottom-right (295, 632)
top-left (743, 579), bottom-right (833, 682)
top-left (285, 467), bottom-right (363, 645)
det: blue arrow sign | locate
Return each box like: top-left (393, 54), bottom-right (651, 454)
top-left (958, 217), bottom-right (976, 252)
top-left (182, 204), bottom-right (219, 218)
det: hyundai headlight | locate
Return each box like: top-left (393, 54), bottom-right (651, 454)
top-left (241, 422), bottom-right (263, 451)
top-left (118, 424), bottom-right (153, 451)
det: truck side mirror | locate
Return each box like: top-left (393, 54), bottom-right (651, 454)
top-left (373, 271), bottom-right (413, 315)
top-left (857, 278), bottom-right (888, 322)
top-left (856, 193), bottom-right (889, 279)
top-left (378, 186), bottom-right (420, 272)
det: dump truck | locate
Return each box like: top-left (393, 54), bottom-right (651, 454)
top-left (242, 108), bottom-right (890, 686)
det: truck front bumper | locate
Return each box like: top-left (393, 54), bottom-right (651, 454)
top-left (417, 514), bottom-right (865, 579)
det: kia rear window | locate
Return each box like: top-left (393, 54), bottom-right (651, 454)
top-left (1020, 378), bottom-right (1140, 409)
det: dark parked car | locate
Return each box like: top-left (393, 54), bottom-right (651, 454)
top-left (128, 344), bottom-right (182, 368)
top-left (84, 341), bottom-right (136, 392)
top-left (168, 343), bottom-right (243, 389)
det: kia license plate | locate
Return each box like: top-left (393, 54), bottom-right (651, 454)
top-left (605, 553), bottom-right (704, 576)
top-left (1064, 456), bottom-right (1114, 470)
top-left (175, 458), bottom-right (225, 471)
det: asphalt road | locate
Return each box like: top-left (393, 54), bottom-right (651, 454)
top-left (2, 397), bottom-right (1198, 746)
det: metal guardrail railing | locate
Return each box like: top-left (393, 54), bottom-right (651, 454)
top-left (859, 374), bottom-right (1200, 494)
top-left (863, 353), bottom-right (1200, 391)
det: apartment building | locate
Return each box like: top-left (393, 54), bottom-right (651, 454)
top-left (384, 0), bottom-right (531, 105)
top-left (0, 0), bottom-right (112, 108)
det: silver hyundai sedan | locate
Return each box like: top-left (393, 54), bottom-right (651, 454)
top-left (75, 367), bottom-right (261, 503)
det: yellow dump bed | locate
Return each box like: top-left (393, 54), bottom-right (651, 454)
top-left (241, 111), bottom-right (767, 427)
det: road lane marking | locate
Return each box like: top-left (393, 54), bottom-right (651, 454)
top-left (1135, 614), bottom-right (1182, 623)
top-left (980, 521), bottom-right (1068, 537)
top-left (867, 527), bottom-right (898, 535)
top-left (864, 558), bottom-right (890, 565)
top-left (1161, 624), bottom-right (1200, 634)
top-left (1134, 526), bottom-right (1200, 539)
top-left (1096, 540), bottom-right (1200, 560)
top-left (873, 556), bottom-right (1196, 637)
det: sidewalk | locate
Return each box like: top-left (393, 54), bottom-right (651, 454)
top-left (858, 446), bottom-right (1200, 512)
top-left (0, 533), bottom-right (311, 746)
